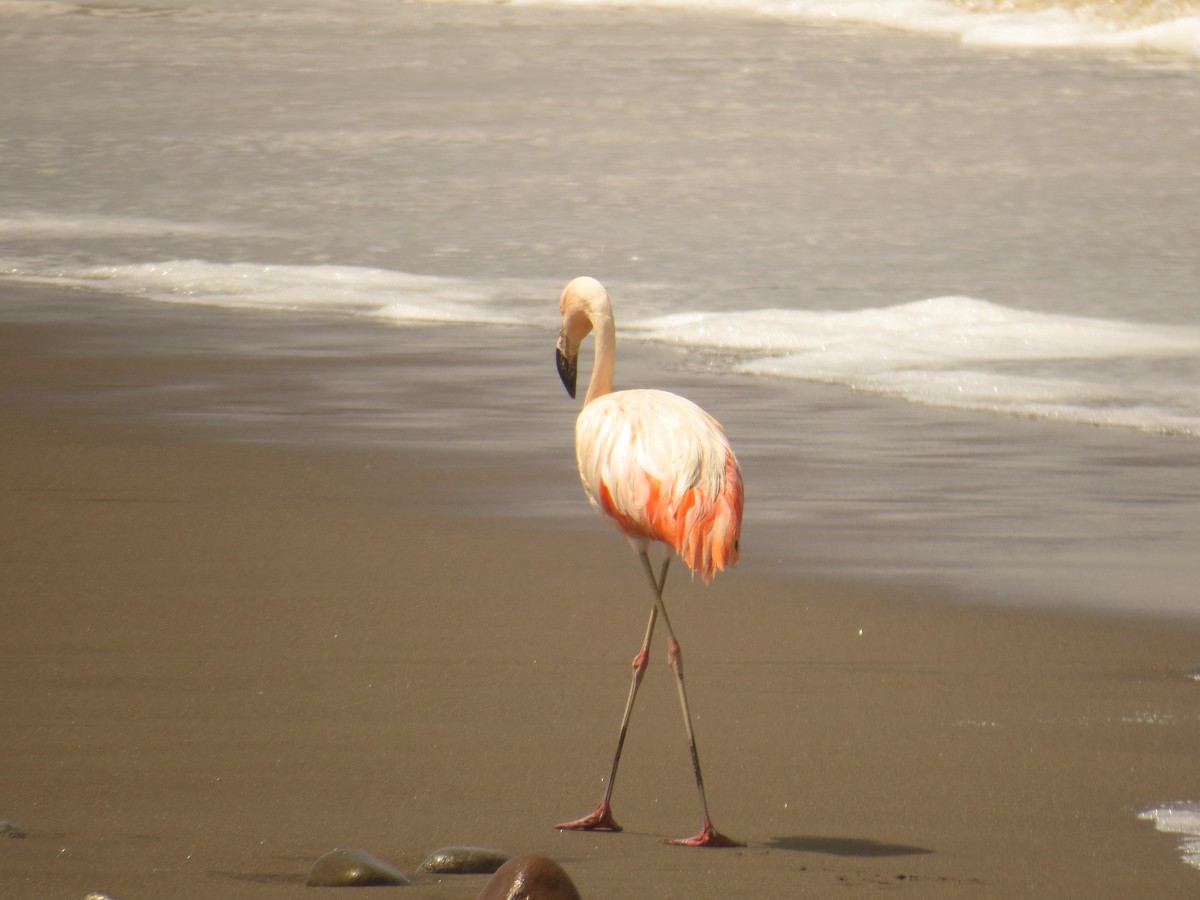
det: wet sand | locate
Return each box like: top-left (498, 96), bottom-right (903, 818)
top-left (2, 290), bottom-right (1199, 898)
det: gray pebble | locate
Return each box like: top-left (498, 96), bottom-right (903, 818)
top-left (307, 847), bottom-right (410, 887)
top-left (417, 846), bottom-right (512, 875)
top-left (82, 894), bottom-right (121, 900)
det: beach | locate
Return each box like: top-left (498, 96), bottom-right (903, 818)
top-left (2, 285), bottom-right (1198, 898)
top-left (4, 0), bottom-right (1200, 893)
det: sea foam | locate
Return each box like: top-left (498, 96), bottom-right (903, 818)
top-left (633, 298), bottom-right (1200, 435)
top-left (498, 0), bottom-right (1200, 58)
top-left (3, 0), bottom-right (1196, 57)
top-left (5, 257), bottom-right (1199, 439)
top-left (7, 259), bottom-right (530, 326)
top-left (1140, 802), bottom-right (1200, 870)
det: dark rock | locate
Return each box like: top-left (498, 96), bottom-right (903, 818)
top-left (306, 848), bottom-right (410, 887)
top-left (475, 854), bottom-right (581, 900)
top-left (417, 846), bottom-right (511, 875)
top-left (0, 821), bottom-right (27, 839)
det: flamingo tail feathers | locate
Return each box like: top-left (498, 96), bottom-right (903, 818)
top-left (595, 448), bottom-right (742, 584)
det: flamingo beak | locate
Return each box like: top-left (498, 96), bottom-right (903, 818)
top-left (556, 332), bottom-right (577, 399)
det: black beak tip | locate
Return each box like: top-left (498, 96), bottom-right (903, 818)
top-left (556, 348), bottom-right (577, 399)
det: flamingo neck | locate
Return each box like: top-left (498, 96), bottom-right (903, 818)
top-left (583, 314), bottom-right (616, 406)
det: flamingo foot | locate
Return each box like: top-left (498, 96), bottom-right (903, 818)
top-left (556, 801), bottom-right (622, 833)
top-left (663, 819), bottom-right (743, 848)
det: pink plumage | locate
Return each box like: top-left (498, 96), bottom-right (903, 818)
top-left (575, 388), bottom-right (742, 582)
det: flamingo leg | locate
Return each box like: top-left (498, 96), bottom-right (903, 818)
top-left (637, 550), bottom-right (744, 849)
top-left (556, 554), bottom-right (670, 833)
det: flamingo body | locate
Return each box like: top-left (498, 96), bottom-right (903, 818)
top-left (575, 388), bottom-right (742, 583)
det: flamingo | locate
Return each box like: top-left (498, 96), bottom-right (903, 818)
top-left (553, 276), bottom-right (744, 848)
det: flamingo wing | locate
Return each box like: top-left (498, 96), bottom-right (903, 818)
top-left (575, 389), bottom-right (743, 582)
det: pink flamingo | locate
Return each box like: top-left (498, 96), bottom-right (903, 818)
top-left (554, 276), bottom-right (744, 848)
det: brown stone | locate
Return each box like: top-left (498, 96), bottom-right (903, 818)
top-left (475, 854), bottom-right (581, 900)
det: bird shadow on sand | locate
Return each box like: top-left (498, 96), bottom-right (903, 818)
top-left (766, 836), bottom-right (933, 858)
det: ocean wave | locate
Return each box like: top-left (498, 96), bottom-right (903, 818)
top-left (3, 257), bottom-right (1198, 437)
top-left (495, 0), bottom-right (1200, 58)
top-left (0, 211), bottom-right (248, 239)
top-left (0, 259), bottom-right (534, 325)
top-left (5, 0), bottom-right (1197, 58)
top-left (634, 298), bottom-right (1200, 435)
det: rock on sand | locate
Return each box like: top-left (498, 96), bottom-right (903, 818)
top-left (475, 854), bottom-right (581, 900)
top-left (417, 846), bottom-right (511, 874)
top-left (306, 848), bottom-right (410, 887)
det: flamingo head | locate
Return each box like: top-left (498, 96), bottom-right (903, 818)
top-left (556, 276), bottom-right (607, 400)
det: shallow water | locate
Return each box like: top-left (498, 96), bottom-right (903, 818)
top-left (2, 0), bottom-right (1199, 618)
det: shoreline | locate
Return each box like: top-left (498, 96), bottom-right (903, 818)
top-left (2, 286), bottom-right (1199, 897)
top-left (8, 280), bottom-right (1200, 624)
